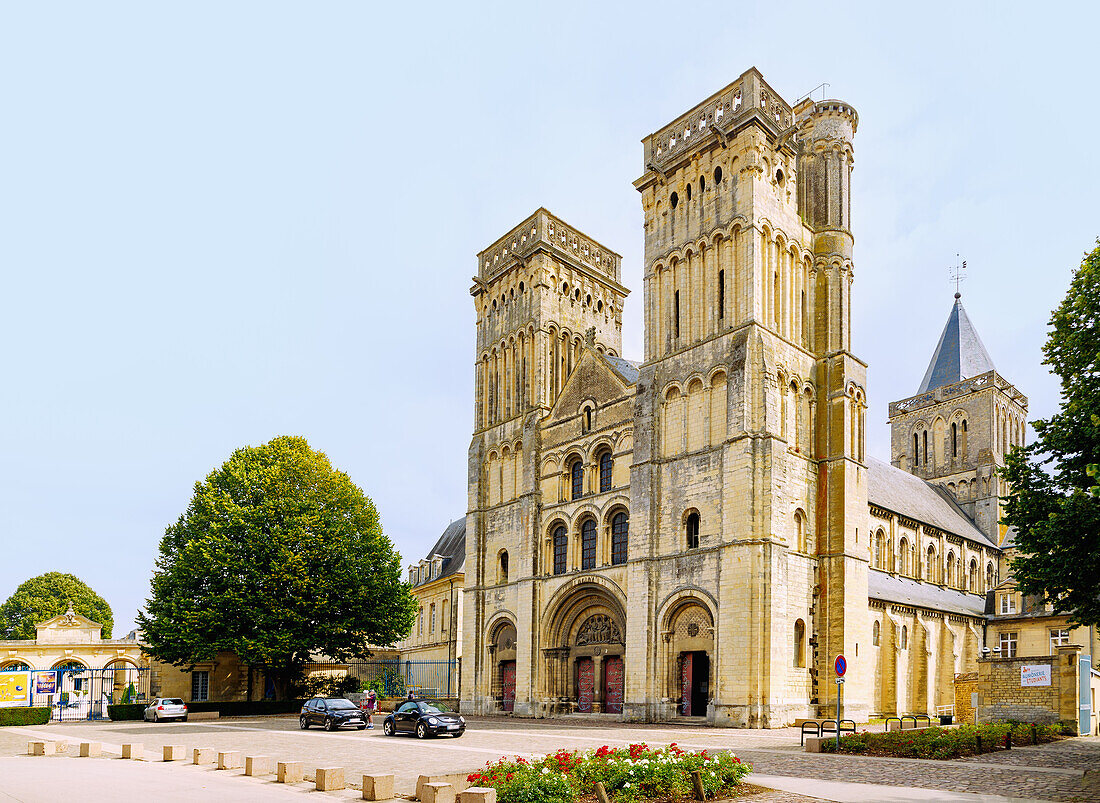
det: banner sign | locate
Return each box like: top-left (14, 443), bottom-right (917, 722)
top-left (1021, 664), bottom-right (1051, 687)
top-left (35, 673), bottom-right (57, 694)
top-left (0, 672), bottom-right (31, 706)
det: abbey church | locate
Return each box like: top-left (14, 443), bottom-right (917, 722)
top-left (439, 68), bottom-right (1032, 727)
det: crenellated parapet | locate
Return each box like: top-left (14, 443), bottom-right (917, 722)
top-left (476, 208), bottom-right (622, 286)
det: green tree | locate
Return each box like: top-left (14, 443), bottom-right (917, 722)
top-left (138, 436), bottom-right (415, 699)
top-left (0, 572), bottom-right (113, 639)
top-left (1001, 239), bottom-right (1100, 628)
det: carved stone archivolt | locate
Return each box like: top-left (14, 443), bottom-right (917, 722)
top-left (575, 614), bottom-right (624, 646)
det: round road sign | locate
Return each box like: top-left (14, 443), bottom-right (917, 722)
top-left (835, 654), bottom-right (847, 677)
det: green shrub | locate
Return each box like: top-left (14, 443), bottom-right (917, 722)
top-left (107, 704), bottom-right (146, 721)
top-left (0, 707), bottom-right (51, 726)
top-left (822, 721), bottom-right (1067, 759)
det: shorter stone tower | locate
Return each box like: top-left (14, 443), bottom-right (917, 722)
top-left (888, 293), bottom-right (1028, 546)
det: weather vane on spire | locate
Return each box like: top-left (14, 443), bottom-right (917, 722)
top-left (949, 254), bottom-right (967, 299)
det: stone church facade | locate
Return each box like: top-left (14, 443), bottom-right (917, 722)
top-left (457, 68), bottom-right (1016, 727)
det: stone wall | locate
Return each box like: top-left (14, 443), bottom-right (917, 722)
top-left (953, 671), bottom-right (977, 724)
top-left (976, 645), bottom-right (1081, 725)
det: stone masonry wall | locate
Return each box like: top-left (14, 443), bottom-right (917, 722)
top-left (976, 645), bottom-right (1081, 724)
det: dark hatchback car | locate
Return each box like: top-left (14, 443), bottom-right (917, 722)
top-left (299, 697), bottom-right (366, 731)
top-left (383, 699), bottom-right (465, 738)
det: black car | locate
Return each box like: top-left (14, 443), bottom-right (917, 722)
top-left (383, 699), bottom-right (465, 738)
top-left (299, 697), bottom-right (366, 731)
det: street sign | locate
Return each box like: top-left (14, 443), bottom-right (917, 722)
top-left (835, 654), bottom-right (847, 677)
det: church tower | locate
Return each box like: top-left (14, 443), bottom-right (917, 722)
top-left (888, 293), bottom-right (1028, 546)
top-left (630, 68), bottom-right (869, 724)
top-left (464, 210), bottom-right (628, 714)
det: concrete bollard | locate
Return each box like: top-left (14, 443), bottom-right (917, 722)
top-left (315, 767), bottom-right (346, 791)
top-left (122, 743), bottom-right (144, 760)
top-left (193, 747), bottom-right (216, 765)
top-left (423, 782), bottom-right (456, 803)
top-left (245, 755), bottom-right (273, 777)
top-left (79, 742), bottom-right (102, 757)
top-left (217, 751), bottom-right (241, 770)
top-left (163, 745), bottom-right (186, 762)
top-left (362, 774), bottom-right (395, 800)
top-left (28, 741), bottom-right (55, 756)
top-left (458, 789), bottom-right (497, 803)
top-left (277, 761), bottom-right (304, 784)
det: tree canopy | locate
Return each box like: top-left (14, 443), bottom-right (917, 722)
top-left (1001, 239), bottom-right (1100, 628)
top-left (0, 572), bottom-right (114, 639)
top-left (138, 436), bottom-right (416, 697)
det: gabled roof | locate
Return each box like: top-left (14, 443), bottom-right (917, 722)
top-left (601, 354), bottom-right (640, 386)
top-left (918, 295), bottom-right (996, 393)
top-left (417, 518), bottom-right (465, 583)
top-left (867, 458), bottom-right (997, 547)
top-left (870, 570), bottom-right (986, 617)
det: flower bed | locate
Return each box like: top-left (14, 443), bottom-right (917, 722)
top-left (821, 721), bottom-right (1072, 760)
top-left (467, 743), bottom-right (752, 803)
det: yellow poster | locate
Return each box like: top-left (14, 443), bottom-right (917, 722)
top-left (0, 672), bottom-right (31, 706)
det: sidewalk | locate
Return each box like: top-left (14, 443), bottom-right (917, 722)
top-left (751, 774), bottom-right (1050, 803)
top-left (0, 756), bottom-right (315, 802)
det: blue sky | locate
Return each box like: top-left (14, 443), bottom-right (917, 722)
top-left (2, 2), bottom-right (1097, 632)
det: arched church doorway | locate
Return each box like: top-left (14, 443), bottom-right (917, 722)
top-left (488, 619), bottom-right (517, 713)
top-left (543, 583), bottom-right (626, 715)
top-left (663, 600), bottom-right (715, 718)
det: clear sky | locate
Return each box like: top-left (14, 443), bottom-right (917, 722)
top-left (2, 2), bottom-right (1097, 633)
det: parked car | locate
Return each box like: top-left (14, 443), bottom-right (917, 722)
top-left (299, 697), bottom-right (367, 731)
top-left (383, 699), bottom-right (465, 738)
top-left (143, 698), bottom-right (188, 722)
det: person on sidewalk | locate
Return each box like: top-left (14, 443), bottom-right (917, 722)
top-left (363, 690), bottom-right (377, 729)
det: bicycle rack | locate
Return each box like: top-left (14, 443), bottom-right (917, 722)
top-left (800, 721), bottom-right (822, 746)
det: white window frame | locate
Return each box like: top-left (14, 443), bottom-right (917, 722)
top-left (1049, 628), bottom-right (1070, 653)
top-left (998, 631), bottom-right (1018, 658)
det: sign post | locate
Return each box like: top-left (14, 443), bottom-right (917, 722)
top-left (834, 655), bottom-right (847, 750)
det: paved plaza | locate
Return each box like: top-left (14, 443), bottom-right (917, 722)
top-left (0, 716), bottom-right (1096, 802)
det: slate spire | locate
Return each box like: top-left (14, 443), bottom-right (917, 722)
top-left (917, 293), bottom-right (996, 393)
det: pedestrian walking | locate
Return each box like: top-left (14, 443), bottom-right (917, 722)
top-left (364, 689), bottom-right (377, 729)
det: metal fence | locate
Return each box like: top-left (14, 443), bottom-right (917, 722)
top-left (308, 660), bottom-right (459, 699)
top-left (0, 666), bottom-right (150, 721)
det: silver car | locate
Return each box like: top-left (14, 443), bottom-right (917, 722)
top-left (143, 697), bottom-right (188, 722)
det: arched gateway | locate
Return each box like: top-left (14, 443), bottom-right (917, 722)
top-left (542, 582), bottom-right (626, 714)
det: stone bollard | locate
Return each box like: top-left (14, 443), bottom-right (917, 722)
top-left (122, 743), bottom-right (143, 760)
top-left (277, 761), bottom-right (304, 784)
top-left (79, 742), bottom-right (102, 757)
top-left (458, 789), bottom-right (497, 803)
top-left (217, 750), bottom-right (241, 770)
top-left (245, 755), bottom-right (273, 777)
top-left (423, 782), bottom-right (456, 803)
top-left (193, 747), bottom-right (216, 765)
top-left (28, 741), bottom-right (55, 756)
top-left (362, 774), bottom-right (395, 800)
top-left (316, 767), bottom-right (346, 791)
top-left (163, 745), bottom-right (186, 762)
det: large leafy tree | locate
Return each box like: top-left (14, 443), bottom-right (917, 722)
top-left (0, 572), bottom-right (113, 639)
top-left (138, 436), bottom-right (416, 698)
top-left (1001, 240), bottom-right (1100, 627)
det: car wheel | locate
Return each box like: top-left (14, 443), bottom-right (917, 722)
top-left (453, 731), bottom-right (463, 738)
top-left (416, 722), bottom-right (429, 739)
top-left (181, 716), bottom-right (188, 723)
top-left (383, 719), bottom-right (395, 736)
top-left (357, 725), bottom-right (366, 731)
top-left (324, 718), bottom-right (336, 732)
top-left (153, 712), bottom-right (159, 723)
top-left (299, 716), bottom-right (309, 730)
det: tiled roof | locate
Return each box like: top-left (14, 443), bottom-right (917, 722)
top-left (602, 354), bottom-right (640, 385)
top-left (869, 570), bottom-right (986, 617)
top-left (867, 458), bottom-right (997, 547)
top-left (417, 517), bottom-right (465, 582)
top-left (918, 296), bottom-right (996, 393)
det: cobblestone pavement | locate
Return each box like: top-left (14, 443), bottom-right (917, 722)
top-left (0, 718), bottom-right (1095, 801)
top-left (733, 737), bottom-right (1100, 803)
